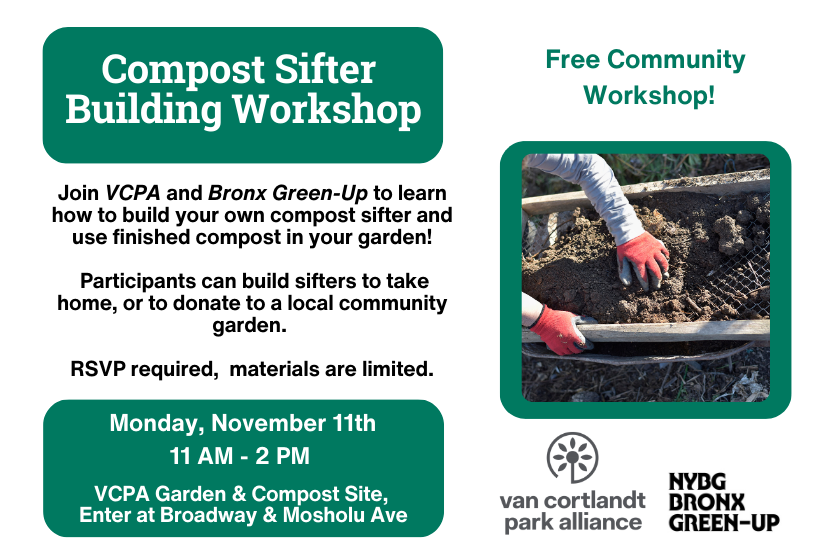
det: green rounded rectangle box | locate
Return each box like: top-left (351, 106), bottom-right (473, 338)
top-left (501, 141), bottom-right (790, 419)
top-left (43, 27), bottom-right (443, 163)
top-left (44, 400), bottom-right (443, 537)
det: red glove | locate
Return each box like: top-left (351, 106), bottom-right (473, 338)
top-left (617, 232), bottom-right (670, 291)
top-left (529, 306), bottom-right (593, 356)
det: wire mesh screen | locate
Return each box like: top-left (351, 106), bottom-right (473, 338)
top-left (697, 192), bottom-right (770, 319)
top-left (522, 192), bottom-right (770, 320)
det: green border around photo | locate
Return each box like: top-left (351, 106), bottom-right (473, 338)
top-left (500, 141), bottom-right (790, 419)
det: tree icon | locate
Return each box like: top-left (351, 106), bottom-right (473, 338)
top-left (547, 433), bottom-right (599, 483)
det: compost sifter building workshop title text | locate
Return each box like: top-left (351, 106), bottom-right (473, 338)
top-left (65, 53), bottom-right (422, 132)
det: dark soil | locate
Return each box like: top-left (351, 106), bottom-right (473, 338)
top-left (522, 192), bottom-right (770, 324)
top-left (522, 347), bottom-right (770, 403)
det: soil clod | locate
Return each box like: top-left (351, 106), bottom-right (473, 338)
top-left (713, 215), bottom-right (745, 256)
top-left (736, 210), bottom-right (753, 225)
top-left (756, 200), bottom-right (770, 224)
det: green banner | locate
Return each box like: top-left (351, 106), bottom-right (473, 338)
top-left (44, 400), bottom-right (443, 536)
top-left (43, 28), bottom-right (443, 163)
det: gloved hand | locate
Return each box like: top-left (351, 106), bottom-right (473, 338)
top-left (616, 232), bottom-right (670, 291)
top-left (529, 306), bottom-right (597, 356)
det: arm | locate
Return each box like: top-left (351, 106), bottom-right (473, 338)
top-left (525, 153), bottom-right (643, 245)
top-left (522, 292), bottom-right (544, 326)
top-left (525, 153), bottom-right (669, 290)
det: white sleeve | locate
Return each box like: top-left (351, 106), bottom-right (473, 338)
top-left (525, 153), bottom-right (644, 245)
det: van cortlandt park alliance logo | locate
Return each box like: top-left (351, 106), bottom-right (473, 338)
top-left (547, 433), bottom-right (599, 484)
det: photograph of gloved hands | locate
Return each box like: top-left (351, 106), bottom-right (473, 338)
top-left (522, 154), bottom-right (670, 356)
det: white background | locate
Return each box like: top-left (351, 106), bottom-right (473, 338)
top-left (1, 1), bottom-right (835, 557)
